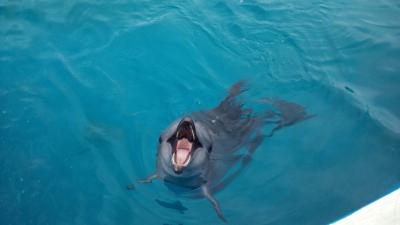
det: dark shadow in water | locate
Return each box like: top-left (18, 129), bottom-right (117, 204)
top-left (156, 199), bottom-right (188, 214)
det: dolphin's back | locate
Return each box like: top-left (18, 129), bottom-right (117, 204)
top-left (190, 81), bottom-right (311, 193)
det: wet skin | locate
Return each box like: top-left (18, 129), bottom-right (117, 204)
top-left (138, 81), bottom-right (312, 221)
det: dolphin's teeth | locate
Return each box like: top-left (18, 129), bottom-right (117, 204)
top-left (183, 154), bottom-right (191, 166)
top-left (171, 152), bottom-right (191, 169)
top-left (171, 153), bottom-right (176, 165)
top-left (190, 126), bottom-right (195, 140)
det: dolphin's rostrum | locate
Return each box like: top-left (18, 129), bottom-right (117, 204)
top-left (138, 81), bottom-right (312, 221)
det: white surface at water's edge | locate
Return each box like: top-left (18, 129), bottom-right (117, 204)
top-left (331, 188), bottom-right (400, 225)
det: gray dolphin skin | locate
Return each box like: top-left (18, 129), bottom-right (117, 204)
top-left (138, 81), bottom-right (312, 221)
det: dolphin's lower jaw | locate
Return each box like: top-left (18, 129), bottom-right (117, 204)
top-left (171, 152), bottom-right (191, 174)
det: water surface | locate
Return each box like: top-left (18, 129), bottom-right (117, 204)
top-left (1, 1), bottom-right (400, 224)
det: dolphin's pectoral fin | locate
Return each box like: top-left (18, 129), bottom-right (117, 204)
top-left (201, 184), bottom-right (226, 222)
top-left (137, 173), bottom-right (158, 184)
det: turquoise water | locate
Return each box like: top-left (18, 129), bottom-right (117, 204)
top-left (1, 0), bottom-right (400, 224)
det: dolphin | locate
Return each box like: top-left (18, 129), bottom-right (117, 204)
top-left (138, 81), bottom-right (312, 221)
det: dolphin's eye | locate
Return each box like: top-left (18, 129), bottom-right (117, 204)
top-left (158, 136), bottom-right (162, 143)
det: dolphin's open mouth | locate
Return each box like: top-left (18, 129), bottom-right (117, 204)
top-left (171, 118), bottom-right (196, 173)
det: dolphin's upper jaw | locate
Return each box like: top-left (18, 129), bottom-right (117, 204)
top-left (171, 118), bottom-right (197, 173)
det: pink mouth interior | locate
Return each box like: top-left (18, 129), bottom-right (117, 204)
top-left (175, 138), bottom-right (192, 166)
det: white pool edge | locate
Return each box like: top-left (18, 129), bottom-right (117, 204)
top-left (330, 187), bottom-right (400, 225)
